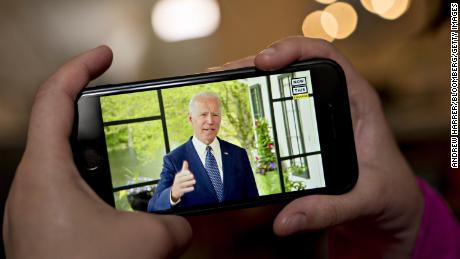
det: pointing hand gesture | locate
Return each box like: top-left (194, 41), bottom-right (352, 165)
top-left (171, 161), bottom-right (197, 202)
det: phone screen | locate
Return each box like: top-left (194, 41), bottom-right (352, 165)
top-left (98, 69), bottom-right (326, 212)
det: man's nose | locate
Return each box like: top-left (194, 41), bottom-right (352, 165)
top-left (206, 114), bottom-right (213, 124)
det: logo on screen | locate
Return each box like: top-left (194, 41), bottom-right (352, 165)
top-left (291, 77), bottom-right (309, 100)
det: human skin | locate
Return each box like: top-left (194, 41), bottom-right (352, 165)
top-left (171, 161), bottom-right (196, 202)
top-left (215, 36), bottom-right (424, 259)
top-left (2, 46), bottom-right (192, 259)
top-left (189, 95), bottom-right (222, 145)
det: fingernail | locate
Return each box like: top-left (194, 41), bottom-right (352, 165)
top-left (259, 47), bottom-right (276, 56)
top-left (283, 213), bottom-right (307, 233)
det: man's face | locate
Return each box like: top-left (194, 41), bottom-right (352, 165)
top-left (189, 96), bottom-right (221, 145)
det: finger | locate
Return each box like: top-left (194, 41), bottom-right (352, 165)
top-left (118, 213), bottom-right (192, 258)
top-left (221, 55), bottom-right (255, 70)
top-left (27, 46), bottom-right (113, 157)
top-left (254, 36), bottom-right (343, 71)
top-left (175, 172), bottom-right (192, 183)
top-left (180, 187), bottom-right (195, 194)
top-left (254, 36), bottom-right (377, 126)
top-left (177, 177), bottom-right (194, 187)
top-left (180, 179), bottom-right (196, 188)
top-left (181, 160), bottom-right (189, 171)
top-left (178, 173), bottom-right (194, 182)
top-left (151, 215), bottom-right (192, 258)
top-left (273, 192), bottom-right (373, 236)
top-left (206, 66), bottom-right (222, 72)
top-left (206, 55), bottom-right (255, 72)
top-left (254, 36), bottom-right (366, 90)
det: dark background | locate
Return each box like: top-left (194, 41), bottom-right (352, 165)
top-left (1, 0), bottom-right (457, 258)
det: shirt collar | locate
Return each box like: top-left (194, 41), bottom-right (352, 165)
top-left (192, 136), bottom-right (220, 155)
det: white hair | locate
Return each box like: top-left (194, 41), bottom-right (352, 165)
top-left (188, 92), bottom-right (222, 115)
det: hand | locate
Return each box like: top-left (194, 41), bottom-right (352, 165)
top-left (3, 46), bottom-right (192, 259)
top-left (171, 161), bottom-right (196, 202)
top-left (219, 36), bottom-right (423, 258)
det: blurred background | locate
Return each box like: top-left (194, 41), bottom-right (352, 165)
top-left (0, 0), bottom-right (456, 258)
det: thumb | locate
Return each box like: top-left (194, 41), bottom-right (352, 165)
top-left (273, 194), bottom-right (366, 236)
top-left (182, 160), bottom-right (189, 171)
top-left (116, 213), bottom-right (192, 258)
top-left (27, 45), bottom-right (113, 157)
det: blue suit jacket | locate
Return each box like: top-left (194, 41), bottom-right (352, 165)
top-left (147, 138), bottom-right (259, 212)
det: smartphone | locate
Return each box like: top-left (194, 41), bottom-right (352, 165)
top-left (72, 59), bottom-right (358, 215)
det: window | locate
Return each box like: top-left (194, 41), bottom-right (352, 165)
top-left (250, 84), bottom-right (265, 120)
top-left (266, 72), bottom-right (325, 191)
top-left (100, 90), bottom-right (170, 210)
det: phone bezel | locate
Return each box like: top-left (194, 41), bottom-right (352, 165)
top-left (72, 58), bottom-right (358, 215)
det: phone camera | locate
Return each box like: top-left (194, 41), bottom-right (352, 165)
top-left (83, 148), bottom-right (102, 171)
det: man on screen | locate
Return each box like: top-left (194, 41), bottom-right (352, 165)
top-left (147, 92), bottom-right (259, 212)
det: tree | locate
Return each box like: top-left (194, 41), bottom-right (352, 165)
top-left (220, 81), bottom-right (255, 151)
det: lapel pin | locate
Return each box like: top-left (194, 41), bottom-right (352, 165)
top-left (224, 152), bottom-right (229, 155)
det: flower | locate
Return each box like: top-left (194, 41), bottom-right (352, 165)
top-left (267, 143), bottom-right (273, 149)
top-left (269, 162), bottom-right (276, 169)
top-left (255, 156), bottom-right (259, 161)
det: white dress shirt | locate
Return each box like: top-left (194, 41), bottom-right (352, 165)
top-left (192, 136), bottom-right (224, 182)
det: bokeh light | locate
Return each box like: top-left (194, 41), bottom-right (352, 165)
top-left (322, 2), bottom-right (358, 39)
top-left (378, 0), bottom-right (411, 20)
top-left (302, 11), bottom-right (335, 42)
top-left (371, 0), bottom-right (396, 15)
top-left (360, 0), bottom-right (376, 13)
top-left (361, 0), bottom-right (411, 20)
top-left (152, 0), bottom-right (220, 42)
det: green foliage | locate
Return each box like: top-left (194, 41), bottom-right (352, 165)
top-left (101, 91), bottom-right (165, 166)
top-left (254, 119), bottom-right (277, 174)
top-left (104, 122), bottom-right (165, 164)
top-left (283, 169), bottom-right (307, 192)
top-left (252, 118), bottom-right (280, 195)
top-left (220, 81), bottom-right (255, 151)
top-left (100, 80), bottom-right (258, 196)
top-left (254, 170), bottom-right (281, 195)
top-left (114, 190), bottom-right (133, 211)
top-left (253, 119), bottom-right (307, 193)
top-left (162, 80), bottom-right (255, 149)
top-left (287, 164), bottom-right (309, 178)
top-left (101, 91), bottom-right (160, 122)
top-left (254, 167), bottom-right (307, 195)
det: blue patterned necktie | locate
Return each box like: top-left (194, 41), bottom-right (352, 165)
top-left (205, 146), bottom-right (224, 202)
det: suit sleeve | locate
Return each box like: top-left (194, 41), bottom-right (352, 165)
top-left (147, 156), bottom-right (176, 212)
top-left (241, 149), bottom-right (259, 198)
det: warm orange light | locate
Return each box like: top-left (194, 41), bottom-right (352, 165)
top-left (360, 0), bottom-right (375, 13)
top-left (361, 0), bottom-right (411, 20)
top-left (315, 0), bottom-right (337, 4)
top-left (320, 11), bottom-right (338, 38)
top-left (378, 0), bottom-right (411, 20)
top-left (152, 0), bottom-right (221, 42)
top-left (322, 2), bottom-right (357, 39)
top-left (371, 0), bottom-right (396, 15)
top-left (302, 11), bottom-right (335, 42)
